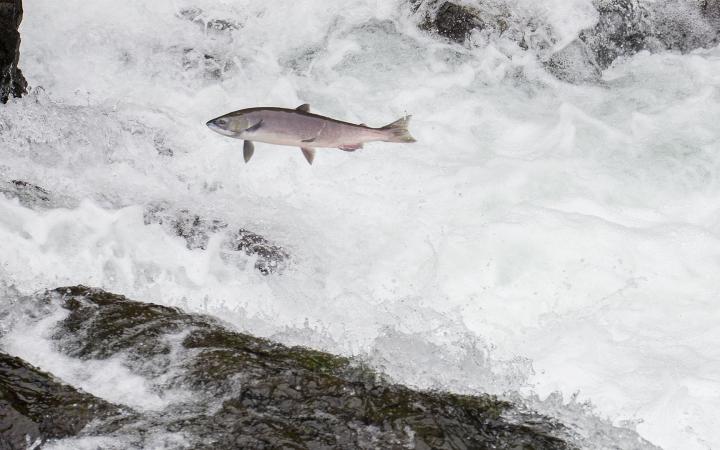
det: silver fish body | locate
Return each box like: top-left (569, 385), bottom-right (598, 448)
top-left (206, 104), bottom-right (415, 164)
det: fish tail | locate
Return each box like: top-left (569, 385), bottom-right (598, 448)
top-left (379, 115), bottom-right (416, 143)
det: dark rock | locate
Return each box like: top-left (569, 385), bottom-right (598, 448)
top-left (31, 285), bottom-right (575, 449)
top-left (544, 0), bottom-right (652, 82)
top-left (0, 179), bottom-right (74, 210)
top-left (143, 203), bottom-right (289, 275)
top-left (649, 0), bottom-right (720, 53)
top-left (225, 228), bottom-right (290, 275)
top-left (587, 0), bottom-right (651, 69)
top-left (144, 203), bottom-right (228, 251)
top-left (412, 0), bottom-right (720, 82)
top-left (703, 0), bottom-right (720, 19)
top-left (547, 0), bottom-right (720, 81)
top-left (0, 352), bottom-right (126, 449)
top-left (414, 0), bottom-right (513, 44)
top-left (0, 0), bottom-right (27, 103)
top-left (0, 180), bottom-right (52, 208)
top-left (420, 1), bottom-right (484, 43)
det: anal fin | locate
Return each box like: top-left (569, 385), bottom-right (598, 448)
top-left (243, 140), bottom-right (255, 163)
top-left (301, 147), bottom-right (315, 165)
top-left (338, 143), bottom-right (363, 152)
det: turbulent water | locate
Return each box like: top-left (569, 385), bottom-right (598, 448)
top-left (1, 0), bottom-right (719, 448)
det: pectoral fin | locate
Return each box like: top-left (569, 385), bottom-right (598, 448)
top-left (296, 104), bottom-right (310, 112)
top-left (243, 140), bottom-right (255, 163)
top-left (245, 120), bottom-right (263, 133)
top-left (300, 147), bottom-right (315, 165)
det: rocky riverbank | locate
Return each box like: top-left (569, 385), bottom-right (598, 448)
top-left (1, 286), bottom-right (574, 449)
top-left (0, 0), bottom-right (26, 103)
top-left (413, 0), bottom-right (720, 81)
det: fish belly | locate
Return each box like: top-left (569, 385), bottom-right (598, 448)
top-left (249, 111), bottom-right (383, 148)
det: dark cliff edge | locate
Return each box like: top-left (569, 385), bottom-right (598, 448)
top-left (0, 0), bottom-right (27, 103)
top-left (1, 286), bottom-right (575, 449)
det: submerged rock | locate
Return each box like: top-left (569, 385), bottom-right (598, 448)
top-left (0, 180), bottom-right (75, 210)
top-left (546, 0), bottom-right (653, 82)
top-left (2, 286), bottom-right (575, 449)
top-left (225, 228), bottom-right (290, 275)
top-left (417, 1), bottom-right (485, 43)
top-left (177, 7), bottom-right (241, 34)
top-left (144, 203), bottom-right (290, 275)
top-left (143, 203), bottom-right (228, 251)
top-left (413, 0), bottom-right (513, 44)
top-left (551, 0), bottom-right (720, 80)
top-left (0, 352), bottom-right (126, 449)
top-left (0, 0), bottom-right (27, 103)
top-left (412, 0), bottom-right (720, 82)
top-left (547, 0), bottom-right (720, 81)
top-left (704, 0), bottom-right (720, 19)
top-left (175, 8), bottom-right (239, 81)
top-left (649, 0), bottom-right (720, 52)
top-left (0, 180), bottom-right (54, 209)
top-left (0, 186), bottom-right (288, 275)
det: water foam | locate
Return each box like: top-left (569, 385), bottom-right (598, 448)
top-left (1, 0), bottom-right (719, 447)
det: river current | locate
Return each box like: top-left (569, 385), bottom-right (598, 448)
top-left (1, 1), bottom-right (719, 448)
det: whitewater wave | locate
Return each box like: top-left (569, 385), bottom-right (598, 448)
top-left (1, 0), bottom-right (719, 448)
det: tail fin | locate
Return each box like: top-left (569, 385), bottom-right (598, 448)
top-left (380, 115), bottom-right (416, 143)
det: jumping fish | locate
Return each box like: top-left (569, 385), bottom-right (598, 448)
top-left (206, 104), bottom-right (415, 164)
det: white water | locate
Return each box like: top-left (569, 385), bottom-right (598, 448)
top-left (1, 0), bottom-right (719, 448)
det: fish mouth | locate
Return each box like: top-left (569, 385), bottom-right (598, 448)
top-left (206, 119), bottom-right (237, 137)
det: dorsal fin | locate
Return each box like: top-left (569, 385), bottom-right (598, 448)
top-left (296, 104), bottom-right (310, 112)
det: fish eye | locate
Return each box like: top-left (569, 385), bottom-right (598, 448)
top-left (216, 118), bottom-right (228, 125)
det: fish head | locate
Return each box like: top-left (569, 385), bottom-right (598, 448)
top-left (206, 113), bottom-right (250, 138)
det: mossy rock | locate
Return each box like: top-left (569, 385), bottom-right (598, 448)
top-left (8, 286), bottom-right (573, 449)
top-left (0, 352), bottom-right (127, 449)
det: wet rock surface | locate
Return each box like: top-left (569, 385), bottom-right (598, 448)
top-left (413, 0), bottom-right (513, 44)
top-left (704, 0), bottom-right (720, 19)
top-left (413, 0), bottom-right (720, 82)
top-left (416, 1), bottom-right (486, 43)
top-left (0, 352), bottom-right (125, 449)
top-left (0, 0), bottom-right (27, 103)
top-left (546, 0), bottom-right (653, 82)
top-left (175, 8), bottom-right (239, 81)
top-left (548, 0), bottom-right (720, 81)
top-left (0, 180), bottom-right (76, 210)
top-left (0, 180), bottom-right (56, 209)
top-left (0, 183), bottom-right (289, 275)
top-left (144, 203), bottom-right (290, 275)
top-left (177, 7), bottom-right (241, 34)
top-left (1, 286), bottom-right (575, 449)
